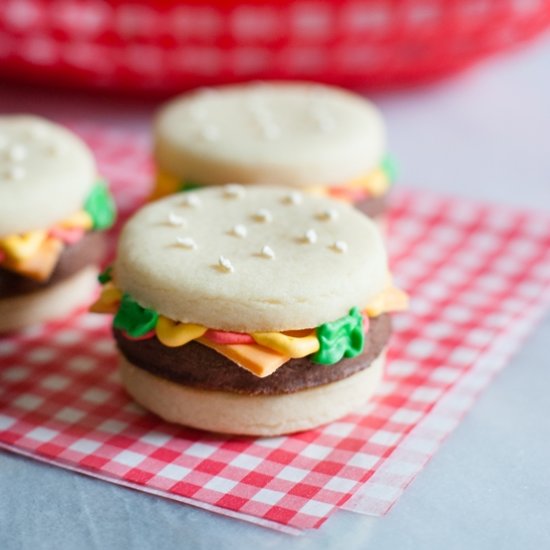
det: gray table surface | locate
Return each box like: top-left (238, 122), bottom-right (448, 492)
top-left (1, 32), bottom-right (550, 550)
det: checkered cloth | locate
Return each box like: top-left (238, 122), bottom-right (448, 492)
top-left (1, 126), bottom-right (549, 533)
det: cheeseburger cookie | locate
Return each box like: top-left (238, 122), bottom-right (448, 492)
top-left (0, 115), bottom-right (116, 331)
top-left (153, 83), bottom-right (396, 224)
top-left (93, 186), bottom-right (407, 436)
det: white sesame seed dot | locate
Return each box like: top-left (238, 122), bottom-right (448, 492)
top-left (260, 245), bottom-right (275, 259)
top-left (7, 144), bottom-right (26, 161)
top-left (181, 194), bottom-right (201, 208)
top-left (253, 208), bottom-right (273, 223)
top-left (176, 237), bottom-right (197, 250)
top-left (168, 212), bottom-right (185, 226)
top-left (218, 256), bottom-right (234, 273)
top-left (47, 142), bottom-right (66, 156)
top-left (230, 224), bottom-right (247, 238)
top-left (223, 183), bottom-right (246, 199)
top-left (6, 166), bottom-right (25, 181)
top-left (333, 240), bottom-right (348, 253)
top-left (317, 208), bottom-right (339, 221)
top-left (200, 125), bottom-right (220, 142)
top-left (303, 229), bottom-right (318, 244)
top-left (283, 192), bottom-right (302, 205)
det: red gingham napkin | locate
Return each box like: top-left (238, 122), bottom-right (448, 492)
top-left (1, 126), bottom-right (550, 533)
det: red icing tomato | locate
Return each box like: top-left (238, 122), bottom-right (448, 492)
top-left (204, 329), bottom-right (255, 345)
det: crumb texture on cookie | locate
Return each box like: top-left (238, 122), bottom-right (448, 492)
top-left (0, 115), bottom-right (96, 236)
top-left (154, 83), bottom-right (386, 187)
top-left (115, 186), bottom-right (388, 332)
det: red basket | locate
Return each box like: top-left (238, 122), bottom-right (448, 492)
top-left (1, 0), bottom-right (549, 94)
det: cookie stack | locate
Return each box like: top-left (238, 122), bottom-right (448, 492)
top-left (93, 185), bottom-right (407, 435)
top-left (0, 116), bottom-right (116, 331)
top-left (152, 82), bottom-right (395, 228)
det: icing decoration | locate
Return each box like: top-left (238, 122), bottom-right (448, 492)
top-left (224, 184), bottom-right (245, 199)
top-left (253, 208), bottom-right (272, 223)
top-left (181, 193), bottom-right (201, 207)
top-left (151, 170), bottom-right (180, 200)
top-left (98, 266), bottom-right (113, 284)
top-left (1, 237), bottom-right (63, 282)
top-left (197, 337), bottom-right (289, 378)
top-left (317, 208), bottom-right (339, 221)
top-left (90, 283), bottom-right (122, 314)
top-left (113, 294), bottom-right (159, 339)
top-left (381, 155), bottom-right (398, 184)
top-left (312, 307), bottom-right (365, 365)
top-left (84, 181), bottom-right (116, 231)
top-left (346, 168), bottom-right (389, 198)
top-left (124, 330), bottom-right (156, 342)
top-left (230, 224), bottom-right (247, 238)
top-left (283, 192), bottom-right (302, 205)
top-left (8, 144), bottom-right (27, 161)
top-left (57, 210), bottom-right (93, 231)
top-left (176, 236), bottom-right (197, 250)
top-left (0, 231), bottom-right (48, 261)
top-left (156, 316), bottom-right (207, 347)
top-left (260, 245), bottom-right (275, 259)
top-left (203, 329), bottom-right (255, 345)
top-left (49, 226), bottom-right (85, 245)
top-left (168, 212), bottom-right (185, 226)
top-left (252, 330), bottom-right (319, 358)
top-left (303, 229), bottom-right (318, 244)
top-left (218, 255), bottom-right (234, 273)
top-left (332, 240), bottom-right (348, 253)
top-left (365, 285), bottom-right (409, 317)
top-left (179, 181), bottom-right (203, 193)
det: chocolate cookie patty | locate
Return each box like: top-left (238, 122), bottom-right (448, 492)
top-left (0, 231), bottom-right (106, 299)
top-left (115, 314), bottom-right (391, 396)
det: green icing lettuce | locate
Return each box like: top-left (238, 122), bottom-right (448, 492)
top-left (381, 155), bottom-right (398, 184)
top-left (113, 294), bottom-right (158, 338)
top-left (84, 180), bottom-right (117, 230)
top-left (178, 180), bottom-right (203, 193)
top-left (98, 266), bottom-right (113, 284)
top-left (312, 307), bottom-right (365, 365)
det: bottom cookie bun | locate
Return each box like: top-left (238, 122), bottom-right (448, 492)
top-left (0, 266), bottom-right (98, 332)
top-left (119, 349), bottom-right (386, 436)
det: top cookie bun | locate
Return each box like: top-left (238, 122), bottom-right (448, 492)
top-left (154, 82), bottom-right (386, 188)
top-left (0, 115), bottom-right (96, 237)
top-left (115, 186), bottom-right (388, 332)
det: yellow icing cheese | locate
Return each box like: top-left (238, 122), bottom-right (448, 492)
top-left (58, 210), bottom-right (93, 230)
top-left (1, 237), bottom-right (64, 281)
top-left (151, 170), bottom-right (180, 200)
top-left (347, 168), bottom-right (390, 197)
top-left (0, 230), bottom-right (48, 261)
top-left (197, 337), bottom-right (290, 378)
top-left (90, 283), bottom-right (123, 314)
top-left (252, 330), bottom-right (319, 358)
top-left (156, 316), bottom-right (207, 347)
top-left (365, 285), bottom-right (409, 317)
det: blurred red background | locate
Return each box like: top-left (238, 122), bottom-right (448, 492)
top-left (1, 0), bottom-right (550, 95)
